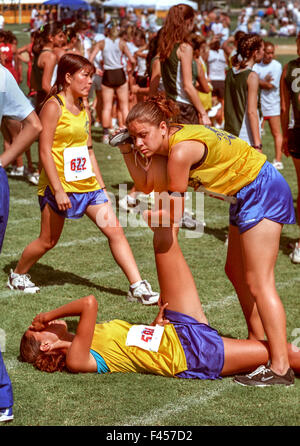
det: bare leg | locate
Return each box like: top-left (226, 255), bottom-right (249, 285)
top-left (225, 224), bottom-right (265, 339)
top-left (240, 219), bottom-right (290, 375)
top-left (292, 157), bottom-right (300, 247)
top-left (268, 116), bottom-right (283, 163)
top-left (115, 82), bottom-right (129, 129)
top-left (101, 85), bottom-right (114, 129)
top-left (153, 226), bottom-right (208, 324)
top-left (221, 337), bottom-right (300, 376)
top-left (85, 203), bottom-right (142, 284)
top-left (15, 204), bottom-right (65, 274)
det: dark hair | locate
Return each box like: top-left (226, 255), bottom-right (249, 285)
top-left (232, 33), bottom-right (263, 69)
top-left (126, 94), bottom-right (179, 127)
top-left (191, 34), bottom-right (206, 52)
top-left (47, 53), bottom-right (95, 100)
top-left (32, 22), bottom-right (65, 56)
top-left (19, 331), bottom-right (67, 373)
top-left (146, 28), bottom-right (162, 76)
top-left (158, 4), bottom-right (195, 61)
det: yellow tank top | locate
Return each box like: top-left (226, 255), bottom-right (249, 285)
top-left (90, 320), bottom-right (187, 377)
top-left (38, 94), bottom-right (100, 195)
top-left (198, 58), bottom-right (212, 111)
top-left (169, 124), bottom-right (267, 196)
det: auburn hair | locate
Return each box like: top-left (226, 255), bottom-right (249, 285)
top-left (19, 331), bottom-right (67, 373)
top-left (158, 4), bottom-right (195, 61)
top-left (126, 94), bottom-right (180, 127)
top-left (232, 33), bottom-right (263, 69)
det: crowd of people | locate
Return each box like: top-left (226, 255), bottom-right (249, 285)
top-left (1, 1), bottom-right (300, 424)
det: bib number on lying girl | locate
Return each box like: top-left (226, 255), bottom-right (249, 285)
top-left (63, 145), bottom-right (94, 182)
top-left (126, 325), bottom-right (164, 352)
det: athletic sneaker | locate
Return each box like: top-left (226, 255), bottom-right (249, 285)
top-left (0, 407), bottom-right (14, 423)
top-left (109, 129), bottom-right (133, 147)
top-left (102, 134), bottom-right (110, 145)
top-left (289, 243), bottom-right (300, 264)
top-left (234, 365), bottom-right (295, 387)
top-left (272, 159), bottom-right (284, 170)
top-left (180, 212), bottom-right (197, 229)
top-left (7, 269), bottom-right (40, 293)
top-left (9, 166), bottom-right (24, 177)
top-left (25, 169), bottom-right (39, 185)
top-left (119, 195), bottom-right (140, 213)
top-left (127, 280), bottom-right (159, 305)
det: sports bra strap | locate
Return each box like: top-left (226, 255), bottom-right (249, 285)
top-left (53, 94), bottom-right (64, 106)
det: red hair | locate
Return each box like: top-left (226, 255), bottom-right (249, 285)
top-left (158, 4), bottom-right (195, 61)
top-left (19, 331), bottom-right (67, 373)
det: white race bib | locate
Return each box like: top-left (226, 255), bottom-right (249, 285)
top-left (126, 324), bottom-right (165, 352)
top-left (63, 145), bottom-right (94, 182)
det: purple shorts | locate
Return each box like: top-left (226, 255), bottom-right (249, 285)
top-left (230, 161), bottom-right (296, 233)
top-left (165, 309), bottom-right (224, 380)
top-left (0, 168), bottom-right (9, 252)
top-left (38, 186), bottom-right (108, 219)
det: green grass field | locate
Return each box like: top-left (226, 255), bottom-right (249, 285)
top-left (0, 25), bottom-right (299, 428)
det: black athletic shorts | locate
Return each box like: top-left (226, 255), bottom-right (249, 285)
top-left (287, 128), bottom-right (300, 159)
top-left (175, 102), bottom-right (199, 125)
top-left (102, 68), bottom-right (126, 88)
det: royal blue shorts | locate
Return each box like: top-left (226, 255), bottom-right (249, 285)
top-left (165, 309), bottom-right (225, 380)
top-left (38, 186), bottom-right (108, 219)
top-left (229, 161), bottom-right (296, 234)
top-left (0, 168), bottom-right (9, 253)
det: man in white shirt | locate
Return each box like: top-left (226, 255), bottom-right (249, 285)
top-left (0, 65), bottom-right (41, 423)
top-left (253, 41), bottom-right (283, 169)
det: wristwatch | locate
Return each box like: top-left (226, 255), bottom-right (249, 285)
top-left (252, 144), bottom-right (263, 150)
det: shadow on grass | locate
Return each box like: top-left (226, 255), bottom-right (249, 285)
top-left (4, 262), bottom-right (127, 297)
top-left (203, 225), bottom-right (228, 243)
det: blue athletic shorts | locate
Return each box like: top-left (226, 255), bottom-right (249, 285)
top-left (165, 309), bottom-right (225, 380)
top-left (38, 186), bottom-right (108, 219)
top-left (229, 161), bottom-right (296, 234)
top-left (0, 168), bottom-right (9, 253)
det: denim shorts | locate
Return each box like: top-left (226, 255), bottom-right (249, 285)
top-left (165, 309), bottom-right (225, 380)
top-left (0, 168), bottom-right (9, 252)
top-left (38, 186), bottom-right (108, 219)
top-left (229, 161), bottom-right (296, 233)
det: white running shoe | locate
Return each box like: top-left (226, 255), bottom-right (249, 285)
top-left (0, 407), bottom-right (14, 423)
top-left (119, 195), bottom-right (140, 213)
top-left (9, 166), bottom-right (24, 177)
top-left (289, 243), bottom-right (300, 264)
top-left (102, 134), bottom-right (110, 145)
top-left (272, 159), bottom-right (284, 170)
top-left (127, 280), bottom-right (159, 305)
top-left (25, 169), bottom-right (39, 185)
top-left (7, 269), bottom-right (40, 293)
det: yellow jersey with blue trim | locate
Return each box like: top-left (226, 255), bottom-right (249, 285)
top-left (90, 320), bottom-right (187, 377)
top-left (38, 94), bottom-right (100, 196)
top-left (168, 124), bottom-right (267, 196)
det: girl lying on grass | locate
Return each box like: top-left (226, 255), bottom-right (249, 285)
top-left (20, 223), bottom-right (299, 386)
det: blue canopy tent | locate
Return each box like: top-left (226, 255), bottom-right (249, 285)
top-left (44, 0), bottom-right (91, 11)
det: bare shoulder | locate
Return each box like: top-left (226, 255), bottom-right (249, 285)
top-left (40, 97), bottom-right (62, 121)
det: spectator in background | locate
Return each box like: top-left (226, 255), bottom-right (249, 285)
top-left (253, 41), bottom-right (283, 169)
top-left (280, 32), bottom-right (300, 264)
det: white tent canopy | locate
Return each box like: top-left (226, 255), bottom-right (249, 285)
top-left (102, 0), bottom-right (198, 11)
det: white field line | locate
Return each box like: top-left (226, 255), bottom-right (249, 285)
top-left (121, 382), bottom-right (232, 426)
